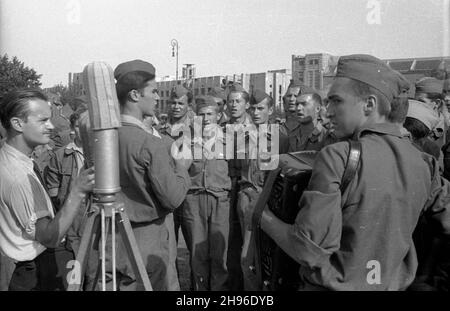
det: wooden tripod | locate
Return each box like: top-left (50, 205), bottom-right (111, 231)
top-left (67, 198), bottom-right (152, 291)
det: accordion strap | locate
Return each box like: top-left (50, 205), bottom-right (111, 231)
top-left (340, 140), bottom-right (362, 193)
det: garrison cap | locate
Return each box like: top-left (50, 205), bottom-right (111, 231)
top-left (208, 87), bottom-right (227, 101)
top-left (170, 84), bottom-right (190, 99)
top-left (195, 95), bottom-right (218, 112)
top-left (336, 54), bottom-right (407, 102)
top-left (114, 59), bottom-right (155, 82)
top-left (407, 99), bottom-right (440, 131)
top-left (250, 89), bottom-right (271, 105)
top-left (415, 77), bottom-right (444, 94)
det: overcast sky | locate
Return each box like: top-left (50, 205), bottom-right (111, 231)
top-left (0, 0), bottom-right (448, 88)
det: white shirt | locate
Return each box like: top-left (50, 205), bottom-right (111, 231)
top-left (0, 143), bottom-right (55, 261)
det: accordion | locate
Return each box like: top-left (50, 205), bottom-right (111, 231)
top-left (253, 150), bottom-right (317, 291)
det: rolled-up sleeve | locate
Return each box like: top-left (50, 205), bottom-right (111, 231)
top-left (141, 139), bottom-right (191, 212)
top-left (7, 179), bottom-right (53, 239)
top-left (287, 142), bottom-right (348, 269)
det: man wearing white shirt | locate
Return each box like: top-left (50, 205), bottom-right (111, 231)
top-left (0, 89), bottom-right (94, 291)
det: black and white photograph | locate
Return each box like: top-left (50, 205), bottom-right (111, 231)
top-left (0, 0), bottom-right (450, 300)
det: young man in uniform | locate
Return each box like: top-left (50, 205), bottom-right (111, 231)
top-left (414, 77), bottom-right (447, 149)
top-left (260, 54), bottom-right (450, 290)
top-left (181, 95), bottom-right (231, 290)
top-left (293, 92), bottom-right (337, 151)
top-left (160, 85), bottom-right (195, 139)
top-left (280, 81), bottom-right (316, 152)
top-left (238, 89), bottom-right (277, 290)
top-left (112, 59), bottom-right (191, 290)
top-left (208, 87), bottom-right (229, 125)
top-left (225, 83), bottom-right (254, 290)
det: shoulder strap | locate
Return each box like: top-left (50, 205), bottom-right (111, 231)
top-left (340, 140), bottom-right (362, 193)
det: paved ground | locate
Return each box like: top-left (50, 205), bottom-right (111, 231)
top-left (176, 230), bottom-right (191, 291)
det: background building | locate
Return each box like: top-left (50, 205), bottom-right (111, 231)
top-left (291, 53), bottom-right (339, 90)
top-left (293, 53), bottom-right (450, 97)
top-left (68, 72), bottom-right (86, 96)
top-left (156, 69), bottom-right (291, 113)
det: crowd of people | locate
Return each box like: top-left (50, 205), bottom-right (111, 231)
top-left (0, 54), bottom-right (450, 291)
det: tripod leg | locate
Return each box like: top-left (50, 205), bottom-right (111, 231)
top-left (101, 208), bottom-right (106, 291)
top-left (116, 206), bottom-right (153, 291)
top-left (89, 224), bottom-right (103, 291)
top-left (100, 209), bottom-right (112, 291)
top-left (67, 211), bottom-right (100, 291)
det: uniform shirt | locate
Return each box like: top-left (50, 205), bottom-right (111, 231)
top-left (118, 115), bottom-right (191, 223)
top-left (0, 143), bottom-right (55, 261)
top-left (239, 123), bottom-right (280, 192)
top-left (45, 142), bottom-right (85, 209)
top-left (280, 115), bottom-right (302, 152)
top-left (159, 113), bottom-right (194, 139)
top-left (225, 113), bottom-right (256, 179)
top-left (295, 121), bottom-right (338, 152)
top-left (188, 129), bottom-right (231, 196)
top-left (287, 123), bottom-right (450, 290)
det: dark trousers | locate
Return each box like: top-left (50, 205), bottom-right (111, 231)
top-left (8, 247), bottom-right (74, 291)
top-left (226, 177), bottom-right (244, 290)
top-left (182, 192), bottom-right (230, 291)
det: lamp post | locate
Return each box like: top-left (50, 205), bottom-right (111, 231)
top-left (171, 39), bottom-right (179, 84)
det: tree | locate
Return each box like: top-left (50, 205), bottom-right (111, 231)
top-left (0, 54), bottom-right (42, 99)
top-left (44, 83), bottom-right (86, 111)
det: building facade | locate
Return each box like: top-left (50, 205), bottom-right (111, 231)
top-left (155, 71), bottom-right (291, 114)
top-left (293, 53), bottom-right (450, 97)
top-left (291, 53), bottom-right (339, 90)
top-left (68, 72), bottom-right (86, 96)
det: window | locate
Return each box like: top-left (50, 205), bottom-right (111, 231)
top-left (201, 88), bottom-right (205, 95)
top-left (166, 90), bottom-right (169, 97)
top-left (279, 85), bottom-right (282, 93)
top-left (314, 70), bottom-right (320, 89)
top-left (308, 60), bottom-right (314, 65)
top-left (208, 87), bottom-right (211, 92)
top-left (298, 59), bottom-right (305, 66)
top-left (307, 71), bottom-right (314, 87)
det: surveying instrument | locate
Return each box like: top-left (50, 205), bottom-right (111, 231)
top-left (67, 62), bottom-right (152, 291)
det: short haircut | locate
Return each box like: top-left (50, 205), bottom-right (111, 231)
top-left (0, 89), bottom-right (48, 130)
top-left (116, 71), bottom-right (154, 105)
top-left (388, 96), bottom-right (409, 123)
top-left (170, 91), bottom-right (193, 104)
top-left (306, 93), bottom-right (322, 107)
top-left (349, 79), bottom-right (391, 117)
top-left (228, 90), bottom-right (250, 103)
top-left (197, 104), bottom-right (219, 114)
top-left (250, 95), bottom-right (274, 108)
top-left (404, 117), bottom-right (430, 139)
